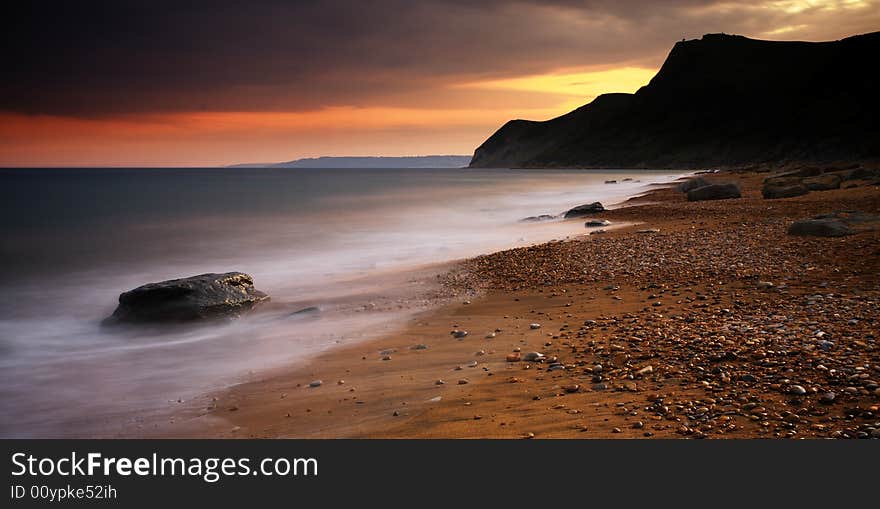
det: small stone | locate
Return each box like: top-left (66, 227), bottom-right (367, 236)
top-left (522, 352), bottom-right (545, 362)
top-left (612, 427), bottom-right (622, 433)
top-left (435, 379), bottom-right (446, 385)
top-left (633, 421), bottom-right (644, 429)
top-left (820, 392), bottom-right (836, 404)
top-left (523, 432), bottom-right (535, 439)
top-left (506, 352), bottom-right (522, 362)
top-left (636, 365), bottom-right (653, 376)
top-left (411, 344), bottom-right (428, 350)
top-left (563, 384), bottom-right (580, 393)
top-left (790, 385), bottom-right (807, 395)
top-left (458, 379), bottom-right (469, 385)
top-left (309, 380), bottom-right (323, 388)
top-left (529, 323), bottom-right (541, 330)
top-left (392, 410), bottom-right (400, 416)
top-left (382, 355), bottom-right (392, 361)
top-left (451, 330), bottom-right (468, 339)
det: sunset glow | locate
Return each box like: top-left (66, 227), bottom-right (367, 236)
top-left (3, 0), bottom-right (879, 166)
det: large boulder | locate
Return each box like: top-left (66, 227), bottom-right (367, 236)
top-left (762, 183), bottom-right (809, 199)
top-left (803, 173), bottom-right (841, 191)
top-left (109, 272), bottom-right (269, 323)
top-left (787, 219), bottom-right (853, 237)
top-left (677, 177), bottom-right (710, 193)
top-left (564, 202), bottom-right (605, 218)
top-left (686, 183), bottom-right (741, 201)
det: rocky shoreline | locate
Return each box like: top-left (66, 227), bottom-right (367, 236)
top-left (160, 166), bottom-right (879, 439)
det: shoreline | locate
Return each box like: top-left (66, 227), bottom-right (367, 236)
top-left (158, 168), bottom-right (879, 438)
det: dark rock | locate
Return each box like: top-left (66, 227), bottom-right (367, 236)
top-left (762, 183), bottom-right (809, 199)
top-left (788, 218), bottom-right (854, 237)
top-left (677, 177), bottom-right (710, 193)
top-left (520, 214), bottom-right (556, 223)
top-left (605, 180), bottom-right (617, 184)
top-left (803, 173), bottom-right (842, 190)
top-left (108, 272), bottom-right (269, 323)
top-left (564, 202), bottom-right (605, 218)
top-left (686, 183), bottom-right (741, 201)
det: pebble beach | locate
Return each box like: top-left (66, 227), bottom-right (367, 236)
top-left (161, 167), bottom-right (880, 439)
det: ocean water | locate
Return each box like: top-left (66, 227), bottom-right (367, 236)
top-left (0, 167), bottom-right (684, 437)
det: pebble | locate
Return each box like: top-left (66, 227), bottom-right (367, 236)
top-left (451, 330), bottom-right (468, 339)
top-left (530, 323), bottom-right (542, 330)
top-left (458, 379), bottom-right (469, 385)
top-left (563, 384), bottom-right (580, 393)
top-left (411, 344), bottom-right (428, 350)
top-left (309, 380), bottom-right (323, 388)
top-left (790, 385), bottom-right (807, 395)
top-left (506, 352), bottom-right (522, 362)
top-left (636, 365), bottom-right (653, 376)
top-left (820, 392), bottom-right (836, 404)
top-left (523, 352), bottom-right (544, 362)
top-left (435, 379), bottom-right (446, 385)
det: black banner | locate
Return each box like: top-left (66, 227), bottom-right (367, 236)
top-left (2, 440), bottom-right (876, 507)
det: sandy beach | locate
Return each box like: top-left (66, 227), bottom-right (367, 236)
top-left (157, 167), bottom-right (880, 439)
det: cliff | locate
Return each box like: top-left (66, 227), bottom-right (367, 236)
top-left (469, 32), bottom-right (880, 168)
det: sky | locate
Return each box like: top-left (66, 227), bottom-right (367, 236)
top-left (2, 0), bottom-right (878, 167)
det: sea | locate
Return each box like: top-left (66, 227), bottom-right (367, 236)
top-left (0, 167), bottom-right (686, 437)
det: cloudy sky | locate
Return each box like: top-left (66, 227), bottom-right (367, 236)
top-left (3, 0), bottom-right (878, 166)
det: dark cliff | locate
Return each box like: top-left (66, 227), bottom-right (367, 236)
top-left (469, 32), bottom-right (880, 168)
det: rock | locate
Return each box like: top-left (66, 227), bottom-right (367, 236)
top-left (451, 330), bottom-right (468, 338)
top-left (506, 353), bottom-right (522, 362)
top-left (563, 384), bottom-right (580, 393)
top-left (803, 173), bottom-right (842, 191)
top-left (435, 379), bottom-right (446, 385)
top-left (790, 385), bottom-right (807, 395)
top-left (762, 183), bottom-right (809, 199)
top-left (520, 214), bottom-right (556, 223)
top-left (677, 177), bottom-right (710, 193)
top-left (410, 344), bottom-right (428, 350)
top-left (636, 365), bottom-right (653, 376)
top-left (585, 219), bottom-right (612, 227)
top-left (788, 218), bottom-right (853, 237)
top-left (309, 380), bottom-right (323, 388)
top-left (529, 323), bottom-right (541, 330)
top-left (686, 183), bottom-right (741, 201)
top-left (564, 202), bottom-right (605, 218)
top-left (589, 229), bottom-right (607, 235)
top-left (819, 392), bottom-right (836, 404)
top-left (605, 180), bottom-right (617, 184)
top-left (636, 228), bottom-right (660, 234)
top-left (457, 379), bottom-right (469, 385)
top-left (757, 281), bottom-right (774, 289)
top-left (522, 352), bottom-right (544, 362)
top-left (678, 177), bottom-right (711, 193)
top-left (108, 272), bottom-right (269, 323)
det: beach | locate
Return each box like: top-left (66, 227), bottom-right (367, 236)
top-left (158, 168), bottom-right (880, 439)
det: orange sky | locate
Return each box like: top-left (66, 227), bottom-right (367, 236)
top-left (3, 0), bottom-right (878, 167)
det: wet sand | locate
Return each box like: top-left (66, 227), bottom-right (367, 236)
top-left (159, 168), bottom-right (880, 439)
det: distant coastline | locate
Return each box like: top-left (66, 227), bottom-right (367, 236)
top-left (229, 155), bottom-right (472, 169)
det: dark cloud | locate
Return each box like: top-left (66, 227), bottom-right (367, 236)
top-left (3, 0), bottom-right (878, 116)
